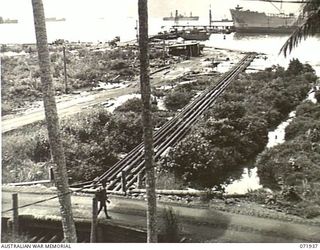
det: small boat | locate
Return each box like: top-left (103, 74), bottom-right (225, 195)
top-left (179, 29), bottom-right (211, 41)
top-left (150, 30), bottom-right (179, 41)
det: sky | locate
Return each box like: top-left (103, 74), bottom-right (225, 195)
top-left (0, 0), bottom-right (301, 21)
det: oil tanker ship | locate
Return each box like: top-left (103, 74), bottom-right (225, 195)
top-left (230, 5), bottom-right (300, 33)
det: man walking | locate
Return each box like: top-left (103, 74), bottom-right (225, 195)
top-left (96, 181), bottom-right (111, 219)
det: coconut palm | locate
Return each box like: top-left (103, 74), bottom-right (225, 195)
top-left (31, 0), bottom-right (77, 242)
top-left (281, 0), bottom-right (320, 56)
top-left (138, 0), bottom-right (158, 242)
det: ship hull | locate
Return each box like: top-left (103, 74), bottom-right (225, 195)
top-left (234, 26), bottom-right (297, 34)
top-left (230, 8), bottom-right (299, 34)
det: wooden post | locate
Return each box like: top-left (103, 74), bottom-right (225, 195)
top-left (90, 196), bottom-right (98, 243)
top-left (137, 172), bottom-right (143, 189)
top-left (12, 193), bottom-right (19, 237)
top-left (136, 20), bottom-right (139, 44)
top-left (121, 171), bottom-right (127, 194)
top-left (49, 167), bottom-right (54, 182)
top-left (162, 37), bottom-right (166, 61)
top-left (63, 46), bottom-right (68, 94)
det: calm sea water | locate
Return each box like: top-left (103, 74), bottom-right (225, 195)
top-left (1, 17), bottom-right (319, 75)
top-left (206, 32), bottom-right (320, 76)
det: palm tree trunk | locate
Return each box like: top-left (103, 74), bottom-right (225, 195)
top-left (280, 0), bottom-right (320, 56)
top-left (31, 0), bottom-right (77, 243)
top-left (138, 0), bottom-right (157, 243)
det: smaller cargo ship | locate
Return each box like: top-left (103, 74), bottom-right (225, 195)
top-left (163, 10), bottom-right (199, 21)
top-left (0, 17), bottom-right (18, 24)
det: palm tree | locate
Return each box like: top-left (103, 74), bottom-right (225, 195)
top-left (281, 0), bottom-right (320, 56)
top-left (138, 0), bottom-right (158, 243)
top-left (31, 0), bottom-right (77, 242)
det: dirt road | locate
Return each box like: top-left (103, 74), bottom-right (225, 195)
top-left (1, 85), bottom-right (137, 133)
top-left (2, 186), bottom-right (319, 243)
top-left (1, 47), bottom-right (242, 133)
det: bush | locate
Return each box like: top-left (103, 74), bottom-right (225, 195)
top-left (114, 97), bottom-right (158, 113)
top-left (247, 189), bottom-right (272, 204)
top-left (315, 90), bottom-right (320, 103)
top-left (302, 205), bottom-right (320, 219)
top-left (155, 169), bottom-right (185, 190)
top-left (1, 233), bottom-right (32, 243)
top-left (199, 189), bottom-right (219, 203)
top-left (164, 90), bottom-right (194, 111)
top-left (166, 131), bottom-right (244, 188)
top-left (160, 207), bottom-right (181, 243)
top-left (110, 59), bottom-right (129, 70)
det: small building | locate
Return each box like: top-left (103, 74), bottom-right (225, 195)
top-left (167, 42), bottom-right (203, 57)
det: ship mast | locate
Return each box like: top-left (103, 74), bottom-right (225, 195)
top-left (209, 4), bottom-right (212, 27)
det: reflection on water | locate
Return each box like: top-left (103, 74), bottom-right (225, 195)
top-left (267, 111), bottom-right (296, 148)
top-left (224, 88), bottom-right (318, 194)
top-left (224, 167), bottom-right (262, 194)
top-left (233, 32), bottom-right (290, 39)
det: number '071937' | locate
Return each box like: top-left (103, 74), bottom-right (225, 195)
top-left (300, 244), bottom-right (318, 248)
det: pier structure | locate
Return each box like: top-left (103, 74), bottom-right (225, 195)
top-left (172, 24), bottom-right (235, 34)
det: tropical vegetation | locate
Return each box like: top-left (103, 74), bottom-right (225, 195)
top-left (164, 59), bottom-right (316, 189)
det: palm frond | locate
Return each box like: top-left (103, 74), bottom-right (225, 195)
top-left (280, 2), bottom-right (320, 57)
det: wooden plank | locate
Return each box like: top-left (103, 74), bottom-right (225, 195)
top-left (8, 180), bottom-right (52, 186)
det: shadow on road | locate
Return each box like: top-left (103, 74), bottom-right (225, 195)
top-left (158, 205), bottom-right (231, 242)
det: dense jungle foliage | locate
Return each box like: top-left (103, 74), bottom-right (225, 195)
top-left (164, 59), bottom-right (316, 189)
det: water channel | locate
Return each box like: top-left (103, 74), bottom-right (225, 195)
top-left (224, 87), bottom-right (318, 194)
